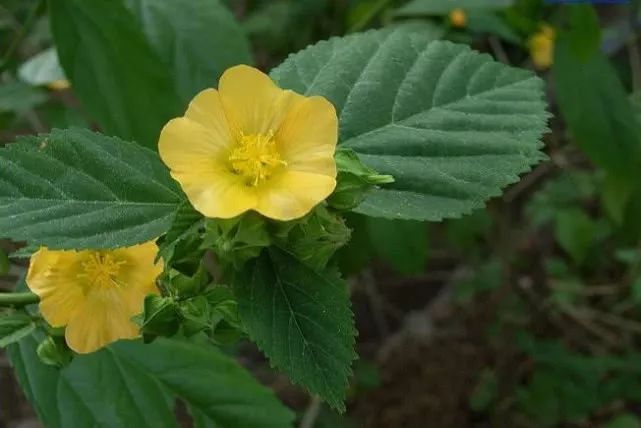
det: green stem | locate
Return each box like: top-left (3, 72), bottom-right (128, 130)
top-left (0, 291), bottom-right (39, 306)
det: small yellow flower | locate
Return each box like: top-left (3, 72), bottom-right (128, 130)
top-left (47, 79), bottom-right (70, 91)
top-left (159, 65), bottom-right (338, 221)
top-left (26, 242), bottom-right (162, 354)
top-left (449, 8), bottom-right (467, 28)
top-left (528, 24), bottom-right (556, 70)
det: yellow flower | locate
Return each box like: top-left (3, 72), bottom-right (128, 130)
top-left (159, 65), bottom-right (338, 221)
top-left (449, 8), bottom-right (467, 28)
top-left (528, 24), bottom-right (556, 70)
top-left (26, 242), bottom-right (162, 354)
top-left (47, 79), bottom-right (70, 91)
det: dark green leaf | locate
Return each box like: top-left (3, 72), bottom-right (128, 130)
top-left (234, 248), bottom-right (356, 411)
top-left (9, 336), bottom-right (294, 428)
top-left (366, 218), bottom-right (428, 274)
top-left (0, 128), bottom-right (182, 249)
top-left (271, 26), bottom-right (547, 221)
top-left (554, 11), bottom-right (641, 176)
top-left (395, 0), bottom-right (513, 16)
top-left (50, 0), bottom-right (252, 149)
top-left (123, 0), bottom-right (252, 102)
top-left (50, 0), bottom-right (182, 149)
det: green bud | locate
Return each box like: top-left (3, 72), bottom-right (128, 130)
top-left (134, 295), bottom-right (179, 342)
top-left (203, 213), bottom-right (270, 270)
top-left (328, 149), bottom-right (394, 211)
top-left (274, 206), bottom-right (351, 270)
top-left (179, 295), bottom-right (212, 337)
top-left (204, 287), bottom-right (243, 344)
top-left (37, 336), bottom-right (72, 367)
top-left (167, 265), bottom-right (209, 298)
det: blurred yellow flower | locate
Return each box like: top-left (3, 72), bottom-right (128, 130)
top-left (26, 242), bottom-right (162, 354)
top-left (449, 8), bottom-right (467, 28)
top-left (528, 24), bottom-right (556, 70)
top-left (159, 65), bottom-right (338, 221)
top-left (47, 79), bottom-right (70, 91)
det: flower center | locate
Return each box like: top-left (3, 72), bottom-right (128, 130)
top-left (78, 252), bottom-right (126, 289)
top-left (229, 131), bottom-right (286, 186)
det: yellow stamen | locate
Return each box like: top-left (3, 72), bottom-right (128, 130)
top-left (78, 252), bottom-right (126, 289)
top-left (229, 131), bottom-right (287, 186)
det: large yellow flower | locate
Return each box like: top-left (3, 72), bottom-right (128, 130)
top-left (159, 65), bottom-right (338, 221)
top-left (26, 242), bottom-right (162, 354)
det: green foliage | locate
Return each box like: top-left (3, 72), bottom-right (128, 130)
top-left (50, 0), bottom-right (251, 149)
top-left (329, 148), bottom-right (394, 211)
top-left (8, 336), bottom-right (294, 428)
top-left (0, 129), bottom-right (182, 249)
top-left (0, 312), bottom-right (35, 347)
top-left (554, 6), bottom-right (641, 177)
top-left (0, 81), bottom-right (47, 113)
top-left (273, 207), bottom-right (351, 271)
top-left (395, 0), bottom-right (513, 16)
top-left (554, 208), bottom-right (608, 266)
top-left (517, 336), bottom-right (641, 427)
top-left (604, 414), bottom-right (641, 428)
top-left (234, 248), bottom-right (356, 412)
top-left (203, 213), bottom-right (270, 270)
top-left (366, 218), bottom-right (428, 274)
top-left (271, 25), bottom-right (547, 221)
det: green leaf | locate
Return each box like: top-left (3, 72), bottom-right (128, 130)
top-left (554, 10), bottom-right (641, 177)
top-left (9, 336), bottom-right (294, 428)
top-left (49, 0), bottom-right (182, 149)
top-left (0, 128), bottom-right (182, 249)
top-left (18, 48), bottom-right (67, 86)
top-left (554, 209), bottom-right (605, 266)
top-left (234, 248), bottom-right (356, 411)
top-left (0, 312), bottom-right (35, 347)
top-left (366, 218), bottom-right (428, 274)
top-left (50, 0), bottom-right (251, 149)
top-left (395, 0), bottom-right (513, 16)
top-left (271, 26), bottom-right (547, 221)
top-left (604, 414), bottom-right (641, 428)
top-left (123, 0), bottom-right (252, 103)
top-left (0, 81), bottom-right (47, 113)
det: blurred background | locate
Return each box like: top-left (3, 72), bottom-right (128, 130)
top-left (3, 0), bottom-right (641, 427)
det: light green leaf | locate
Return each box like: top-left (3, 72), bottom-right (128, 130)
top-left (271, 26), bottom-right (547, 221)
top-left (395, 0), bottom-right (513, 16)
top-left (9, 336), bottom-right (294, 428)
top-left (123, 0), bottom-right (252, 103)
top-left (234, 248), bottom-right (356, 412)
top-left (0, 128), bottom-right (182, 249)
top-left (18, 48), bottom-right (67, 86)
top-left (50, 0), bottom-right (250, 149)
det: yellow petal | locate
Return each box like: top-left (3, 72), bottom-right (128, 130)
top-left (26, 248), bottom-right (85, 327)
top-left (256, 171), bottom-right (336, 220)
top-left (184, 88), bottom-right (233, 143)
top-left (275, 95), bottom-right (338, 177)
top-left (64, 288), bottom-right (140, 354)
top-left (218, 65), bottom-right (295, 136)
top-left (174, 170), bottom-right (257, 218)
top-left (159, 117), bottom-right (231, 174)
top-left (111, 241), bottom-right (163, 295)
